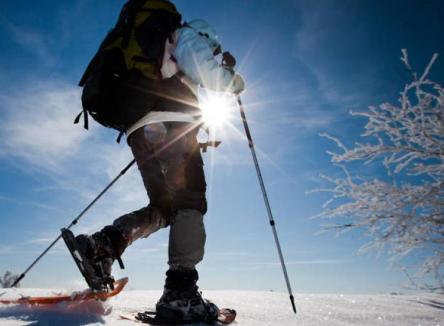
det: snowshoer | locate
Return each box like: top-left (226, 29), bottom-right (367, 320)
top-left (67, 0), bottom-right (244, 324)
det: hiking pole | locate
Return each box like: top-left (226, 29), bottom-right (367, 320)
top-left (236, 96), bottom-right (296, 314)
top-left (11, 159), bottom-right (136, 287)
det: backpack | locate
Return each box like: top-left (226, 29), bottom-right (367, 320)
top-left (76, 0), bottom-right (182, 133)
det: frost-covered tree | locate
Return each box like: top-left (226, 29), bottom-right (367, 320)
top-left (317, 50), bottom-right (444, 291)
top-left (0, 271), bottom-right (20, 288)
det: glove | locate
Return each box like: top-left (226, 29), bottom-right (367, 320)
top-left (229, 73), bottom-right (245, 94)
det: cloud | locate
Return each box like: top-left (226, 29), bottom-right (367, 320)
top-left (27, 236), bottom-right (56, 245)
top-left (0, 195), bottom-right (19, 204)
top-left (72, 144), bottom-right (149, 234)
top-left (245, 259), bottom-right (351, 270)
top-left (278, 259), bottom-right (351, 265)
top-left (0, 192), bottom-right (65, 214)
top-left (293, 0), bottom-right (372, 109)
top-left (5, 22), bottom-right (55, 66)
top-left (0, 245), bottom-right (14, 255)
top-left (294, 1), bottom-right (349, 56)
top-left (0, 78), bottom-right (149, 240)
top-left (55, 0), bottom-right (116, 47)
top-left (0, 81), bottom-right (88, 173)
top-left (200, 258), bottom-right (351, 273)
top-left (0, 244), bottom-right (66, 256)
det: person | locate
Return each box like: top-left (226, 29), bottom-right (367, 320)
top-left (69, 0), bottom-right (245, 323)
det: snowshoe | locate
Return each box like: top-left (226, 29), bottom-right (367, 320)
top-left (121, 308), bottom-right (236, 325)
top-left (0, 277), bottom-right (128, 305)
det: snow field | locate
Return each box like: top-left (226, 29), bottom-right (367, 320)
top-left (0, 288), bottom-right (443, 325)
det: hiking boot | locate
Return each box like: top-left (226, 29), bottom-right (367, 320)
top-left (75, 234), bottom-right (114, 278)
top-left (156, 288), bottom-right (220, 324)
top-left (154, 269), bottom-right (219, 324)
top-left (69, 225), bottom-right (127, 290)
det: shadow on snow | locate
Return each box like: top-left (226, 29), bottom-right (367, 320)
top-left (0, 300), bottom-right (108, 325)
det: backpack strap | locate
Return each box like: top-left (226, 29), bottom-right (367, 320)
top-left (74, 109), bottom-right (89, 130)
top-left (116, 131), bottom-right (125, 143)
top-left (75, 110), bottom-right (126, 143)
top-left (75, 108), bottom-right (132, 142)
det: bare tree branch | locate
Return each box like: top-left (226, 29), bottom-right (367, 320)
top-left (315, 51), bottom-right (444, 291)
top-left (0, 271), bottom-right (20, 288)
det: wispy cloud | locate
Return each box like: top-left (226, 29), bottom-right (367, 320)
top-left (0, 195), bottom-right (20, 204)
top-left (25, 229), bottom-right (71, 248)
top-left (201, 258), bottom-right (351, 273)
top-left (0, 245), bottom-right (66, 256)
top-left (31, 185), bottom-right (77, 193)
top-left (0, 81), bottom-right (88, 173)
top-left (0, 194), bottom-right (64, 213)
top-left (258, 259), bottom-right (351, 266)
top-left (5, 22), bottom-right (55, 66)
top-left (293, 0), bottom-right (371, 109)
top-left (0, 245), bottom-right (14, 255)
top-left (0, 78), bottom-right (150, 240)
top-left (226, 259), bottom-right (352, 271)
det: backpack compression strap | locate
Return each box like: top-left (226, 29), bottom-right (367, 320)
top-left (74, 110), bottom-right (124, 144)
top-left (74, 109), bottom-right (89, 130)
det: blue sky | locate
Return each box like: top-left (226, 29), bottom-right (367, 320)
top-left (0, 0), bottom-right (443, 294)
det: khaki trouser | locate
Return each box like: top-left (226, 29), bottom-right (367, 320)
top-left (111, 122), bottom-right (207, 270)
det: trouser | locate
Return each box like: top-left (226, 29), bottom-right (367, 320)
top-left (109, 122), bottom-right (207, 270)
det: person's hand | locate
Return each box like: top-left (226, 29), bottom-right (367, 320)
top-left (230, 73), bottom-right (245, 94)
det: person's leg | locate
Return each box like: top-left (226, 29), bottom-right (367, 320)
top-left (73, 124), bottom-right (174, 283)
top-left (154, 123), bottom-right (218, 323)
top-left (111, 125), bottom-right (174, 246)
top-left (159, 123), bottom-right (207, 270)
top-left (116, 122), bottom-right (208, 265)
top-left (168, 209), bottom-right (205, 270)
top-left (114, 122), bottom-right (208, 299)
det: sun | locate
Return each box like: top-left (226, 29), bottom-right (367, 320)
top-left (199, 91), bottom-right (235, 128)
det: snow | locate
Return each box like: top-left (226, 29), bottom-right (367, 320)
top-left (0, 288), bottom-right (443, 325)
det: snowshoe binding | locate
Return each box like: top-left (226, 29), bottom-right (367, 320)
top-left (61, 227), bottom-right (126, 292)
top-left (121, 308), bottom-right (236, 325)
top-left (152, 289), bottom-right (220, 324)
top-left (119, 269), bottom-right (236, 324)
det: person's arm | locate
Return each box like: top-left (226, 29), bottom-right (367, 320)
top-left (173, 27), bottom-right (243, 93)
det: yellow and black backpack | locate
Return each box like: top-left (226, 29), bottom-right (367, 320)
top-left (76, 0), bottom-right (182, 133)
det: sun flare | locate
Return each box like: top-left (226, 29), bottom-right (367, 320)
top-left (199, 92), bottom-right (235, 128)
